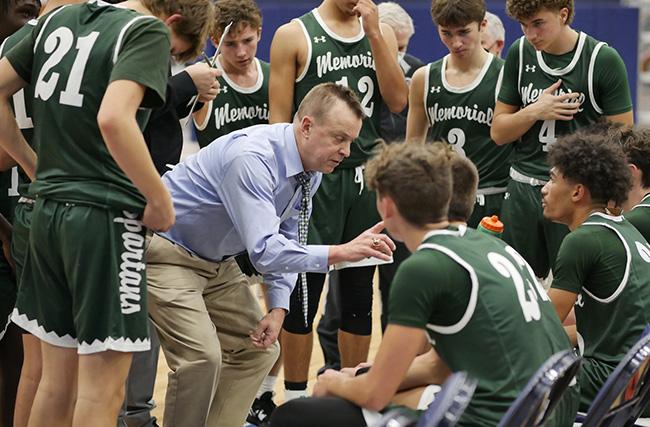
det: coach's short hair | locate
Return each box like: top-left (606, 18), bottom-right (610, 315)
top-left (506, 0), bottom-right (574, 26)
top-left (213, 0), bottom-right (262, 40)
top-left (431, 0), bottom-right (486, 28)
top-left (548, 127), bottom-right (632, 207)
top-left (366, 140), bottom-right (452, 227)
top-left (294, 82), bottom-right (365, 124)
top-left (484, 11), bottom-right (505, 42)
top-left (448, 153), bottom-right (479, 223)
top-left (378, 2), bottom-right (415, 39)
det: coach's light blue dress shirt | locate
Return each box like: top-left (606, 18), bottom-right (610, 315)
top-left (159, 123), bottom-right (329, 311)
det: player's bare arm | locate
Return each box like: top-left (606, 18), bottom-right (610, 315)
top-left (607, 110), bottom-right (634, 126)
top-left (313, 324), bottom-right (425, 411)
top-left (547, 287), bottom-right (578, 323)
top-left (397, 346), bottom-right (451, 391)
top-left (0, 58), bottom-right (36, 179)
top-left (491, 79), bottom-right (580, 145)
top-left (405, 67), bottom-right (430, 142)
top-left (355, 0), bottom-right (407, 113)
top-left (269, 21), bottom-right (306, 123)
top-left (97, 79), bottom-right (175, 232)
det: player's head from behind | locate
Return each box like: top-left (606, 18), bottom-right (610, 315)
top-left (609, 125), bottom-right (650, 210)
top-left (482, 11), bottom-right (505, 57)
top-left (430, 0), bottom-right (487, 60)
top-left (0, 0), bottom-right (40, 41)
top-left (366, 140), bottom-right (452, 240)
top-left (378, 2), bottom-right (415, 54)
top-left (506, 0), bottom-right (574, 52)
top-left (141, 0), bottom-right (214, 63)
top-left (294, 82), bottom-right (364, 174)
top-left (448, 153), bottom-right (479, 224)
top-left (542, 128), bottom-right (632, 230)
top-left (212, 0), bottom-right (262, 73)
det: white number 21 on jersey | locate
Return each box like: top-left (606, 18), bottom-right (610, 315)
top-left (34, 27), bottom-right (99, 108)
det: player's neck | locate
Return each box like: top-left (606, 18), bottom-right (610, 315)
top-left (317, 1), bottom-right (361, 36)
top-left (404, 220), bottom-right (450, 253)
top-left (219, 57), bottom-right (258, 87)
top-left (622, 185), bottom-right (650, 213)
top-left (41, 0), bottom-right (85, 15)
top-left (119, 0), bottom-right (153, 16)
top-left (543, 26), bottom-right (579, 56)
top-left (573, 204), bottom-right (608, 231)
top-left (447, 45), bottom-right (488, 73)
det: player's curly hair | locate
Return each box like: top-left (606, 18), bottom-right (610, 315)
top-left (430, 0), bottom-right (486, 28)
top-left (366, 140), bottom-right (452, 227)
top-left (448, 153), bottom-right (478, 223)
top-left (548, 127), bottom-right (632, 207)
top-left (213, 0), bottom-right (262, 41)
top-left (142, 0), bottom-right (215, 63)
top-left (615, 127), bottom-right (650, 189)
top-left (506, 0), bottom-right (574, 25)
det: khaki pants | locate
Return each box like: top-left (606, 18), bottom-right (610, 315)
top-left (146, 233), bottom-right (279, 427)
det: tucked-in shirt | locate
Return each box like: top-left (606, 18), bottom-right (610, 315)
top-left (159, 123), bottom-right (330, 310)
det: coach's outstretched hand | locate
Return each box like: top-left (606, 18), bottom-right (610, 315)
top-left (328, 221), bottom-right (395, 265)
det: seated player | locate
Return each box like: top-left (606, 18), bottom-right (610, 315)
top-left (618, 126), bottom-right (650, 241)
top-left (270, 141), bottom-right (578, 427)
top-left (544, 127), bottom-right (650, 411)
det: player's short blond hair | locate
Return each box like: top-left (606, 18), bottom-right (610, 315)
top-left (142, 0), bottom-right (215, 62)
top-left (294, 82), bottom-right (365, 125)
top-left (506, 0), bottom-right (574, 25)
top-left (366, 140), bottom-right (452, 227)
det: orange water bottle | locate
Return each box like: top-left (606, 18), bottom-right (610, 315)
top-left (477, 215), bottom-right (504, 239)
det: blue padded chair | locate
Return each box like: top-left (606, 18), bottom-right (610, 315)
top-left (497, 349), bottom-right (582, 427)
top-left (576, 333), bottom-right (650, 427)
top-left (371, 372), bottom-right (477, 427)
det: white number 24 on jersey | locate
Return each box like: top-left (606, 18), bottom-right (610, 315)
top-left (34, 27), bottom-right (99, 108)
top-left (488, 247), bottom-right (550, 322)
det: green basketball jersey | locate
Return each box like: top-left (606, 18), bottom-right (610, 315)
top-left (1, 20), bottom-right (37, 199)
top-left (5, 0), bottom-right (169, 213)
top-left (293, 9), bottom-right (381, 168)
top-left (553, 213), bottom-right (650, 367)
top-left (194, 57), bottom-right (269, 148)
top-left (625, 194), bottom-right (650, 243)
top-left (425, 54), bottom-right (512, 188)
top-left (498, 32), bottom-right (633, 180)
top-left (389, 226), bottom-right (575, 426)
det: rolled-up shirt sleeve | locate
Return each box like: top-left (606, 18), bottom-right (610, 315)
top-left (217, 153), bottom-right (329, 310)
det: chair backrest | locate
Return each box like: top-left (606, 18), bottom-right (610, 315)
top-left (581, 333), bottom-right (650, 427)
top-left (371, 372), bottom-right (477, 427)
top-left (497, 349), bottom-right (582, 427)
top-left (415, 371), bottom-right (477, 427)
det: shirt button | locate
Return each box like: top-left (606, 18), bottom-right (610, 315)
top-left (285, 266), bottom-right (289, 270)
top-left (316, 263), bottom-right (320, 268)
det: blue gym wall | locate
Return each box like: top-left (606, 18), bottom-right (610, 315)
top-left (253, 1), bottom-right (639, 108)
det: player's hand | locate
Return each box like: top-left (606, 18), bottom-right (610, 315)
top-left (250, 308), bottom-right (285, 349)
top-left (353, 0), bottom-right (381, 39)
top-left (143, 190), bottom-right (175, 232)
top-left (313, 369), bottom-right (346, 397)
top-left (340, 362), bottom-right (372, 377)
top-left (337, 221), bottom-right (395, 262)
top-left (534, 79), bottom-right (581, 121)
top-left (185, 62), bottom-right (222, 102)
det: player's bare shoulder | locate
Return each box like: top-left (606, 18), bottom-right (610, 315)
top-left (271, 20), bottom-right (308, 66)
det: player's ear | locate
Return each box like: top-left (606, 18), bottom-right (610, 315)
top-left (164, 13), bottom-right (182, 27)
top-left (257, 27), bottom-right (262, 40)
top-left (572, 183), bottom-right (586, 202)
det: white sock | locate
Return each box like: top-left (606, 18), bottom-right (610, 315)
top-left (284, 388), bottom-right (307, 402)
top-left (257, 375), bottom-right (278, 398)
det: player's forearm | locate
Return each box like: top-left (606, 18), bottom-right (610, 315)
top-left (368, 33), bottom-right (408, 113)
top-left (399, 348), bottom-right (451, 391)
top-left (0, 100), bottom-right (35, 179)
top-left (99, 116), bottom-right (171, 207)
top-left (491, 105), bottom-right (539, 145)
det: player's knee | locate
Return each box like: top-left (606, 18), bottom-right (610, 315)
top-left (340, 310), bottom-right (372, 335)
